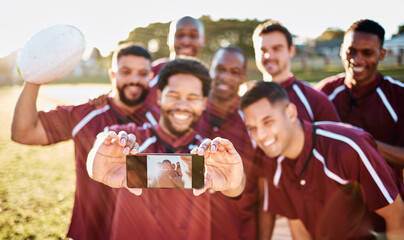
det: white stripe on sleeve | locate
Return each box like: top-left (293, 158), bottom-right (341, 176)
top-left (292, 84), bottom-right (314, 121)
top-left (145, 111), bottom-right (158, 126)
top-left (376, 87), bottom-right (398, 123)
top-left (316, 128), bottom-right (394, 204)
top-left (72, 105), bottom-right (110, 137)
top-left (328, 85), bottom-right (346, 101)
top-left (273, 156), bottom-right (285, 188)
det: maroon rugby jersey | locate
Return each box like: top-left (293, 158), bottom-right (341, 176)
top-left (38, 96), bottom-right (159, 240)
top-left (316, 72), bottom-right (404, 180)
top-left (280, 75), bottom-right (340, 122)
top-left (145, 57), bottom-right (170, 108)
top-left (315, 72), bottom-right (404, 147)
top-left (259, 121), bottom-right (402, 239)
top-left (194, 99), bottom-right (258, 240)
top-left (107, 123), bottom-right (211, 240)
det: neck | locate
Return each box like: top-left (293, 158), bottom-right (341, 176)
top-left (111, 94), bottom-right (142, 114)
top-left (209, 94), bottom-right (238, 118)
top-left (263, 70), bottom-right (292, 84)
top-left (346, 72), bottom-right (377, 91)
top-left (284, 120), bottom-right (305, 160)
top-left (158, 118), bottom-right (189, 140)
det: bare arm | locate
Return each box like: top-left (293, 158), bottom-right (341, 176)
top-left (375, 140), bottom-right (404, 169)
top-left (288, 218), bottom-right (312, 240)
top-left (375, 194), bottom-right (404, 240)
top-left (11, 82), bottom-right (49, 145)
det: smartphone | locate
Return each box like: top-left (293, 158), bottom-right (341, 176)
top-left (126, 153), bottom-right (204, 189)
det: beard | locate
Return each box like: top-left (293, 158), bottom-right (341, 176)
top-left (161, 109), bottom-right (199, 137)
top-left (118, 83), bottom-right (149, 106)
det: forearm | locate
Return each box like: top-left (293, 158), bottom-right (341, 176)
top-left (11, 82), bottom-right (47, 144)
top-left (375, 140), bottom-right (404, 168)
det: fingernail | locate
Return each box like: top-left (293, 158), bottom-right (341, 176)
top-left (198, 147), bottom-right (205, 155)
top-left (211, 145), bottom-right (216, 152)
top-left (120, 138), bottom-right (126, 145)
top-left (123, 147), bottom-right (129, 154)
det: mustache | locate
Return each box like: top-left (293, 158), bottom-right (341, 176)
top-left (122, 82), bottom-right (146, 89)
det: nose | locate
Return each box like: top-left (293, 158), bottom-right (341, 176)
top-left (255, 126), bottom-right (268, 142)
top-left (174, 96), bottom-right (191, 110)
top-left (350, 53), bottom-right (364, 65)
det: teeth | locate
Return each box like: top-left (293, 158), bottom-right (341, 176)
top-left (217, 84), bottom-right (229, 90)
top-left (352, 67), bottom-right (365, 72)
top-left (172, 113), bottom-right (190, 120)
top-left (263, 139), bottom-right (275, 147)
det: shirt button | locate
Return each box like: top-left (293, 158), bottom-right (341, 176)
top-left (213, 127), bottom-right (219, 132)
top-left (300, 179), bottom-right (306, 186)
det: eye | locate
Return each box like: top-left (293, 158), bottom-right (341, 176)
top-left (118, 69), bottom-right (131, 76)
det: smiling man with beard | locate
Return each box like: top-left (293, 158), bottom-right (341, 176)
top-left (315, 19), bottom-right (404, 178)
top-left (11, 43), bottom-right (159, 239)
top-left (87, 58), bottom-right (222, 240)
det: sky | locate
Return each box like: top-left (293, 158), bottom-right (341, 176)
top-left (1, 0), bottom-right (403, 58)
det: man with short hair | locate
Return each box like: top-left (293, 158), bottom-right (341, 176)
top-left (315, 19), bottom-right (404, 175)
top-left (241, 81), bottom-right (404, 239)
top-left (252, 20), bottom-right (339, 122)
top-left (194, 46), bottom-right (258, 240)
top-left (86, 58), bottom-right (246, 239)
top-left (146, 16), bottom-right (205, 107)
top-left (11, 43), bottom-right (159, 239)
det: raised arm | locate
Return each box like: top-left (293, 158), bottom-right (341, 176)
top-left (11, 82), bottom-right (49, 145)
top-left (375, 140), bottom-right (404, 169)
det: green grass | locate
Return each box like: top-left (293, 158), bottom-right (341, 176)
top-left (0, 86), bottom-right (75, 240)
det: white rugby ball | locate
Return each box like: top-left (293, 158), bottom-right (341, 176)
top-left (17, 24), bottom-right (86, 84)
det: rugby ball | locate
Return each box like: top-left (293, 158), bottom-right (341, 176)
top-left (17, 24), bottom-right (86, 84)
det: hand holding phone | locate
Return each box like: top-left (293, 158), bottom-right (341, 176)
top-left (191, 137), bottom-right (245, 197)
top-left (126, 154), bottom-right (204, 189)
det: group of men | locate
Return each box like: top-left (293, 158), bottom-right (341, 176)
top-left (11, 16), bottom-right (404, 240)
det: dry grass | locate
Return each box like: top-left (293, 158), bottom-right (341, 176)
top-left (0, 84), bottom-right (110, 239)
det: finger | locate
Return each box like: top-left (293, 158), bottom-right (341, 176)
top-left (104, 131), bottom-right (118, 144)
top-left (190, 148), bottom-right (198, 154)
top-left (123, 133), bottom-right (136, 155)
top-left (127, 188), bottom-right (142, 196)
top-left (118, 131), bottom-right (128, 146)
top-left (210, 137), bottom-right (221, 153)
top-left (217, 138), bottom-right (237, 154)
top-left (130, 142), bottom-right (139, 154)
top-left (193, 176), bottom-right (212, 196)
top-left (197, 138), bottom-right (212, 155)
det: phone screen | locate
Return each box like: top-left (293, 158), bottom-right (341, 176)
top-left (126, 154), bottom-right (204, 189)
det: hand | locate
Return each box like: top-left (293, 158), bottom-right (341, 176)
top-left (191, 137), bottom-right (245, 197)
top-left (87, 131), bottom-right (142, 195)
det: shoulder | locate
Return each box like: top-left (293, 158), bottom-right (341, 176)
top-left (314, 122), bottom-right (376, 154)
top-left (151, 58), bottom-right (170, 72)
top-left (295, 80), bottom-right (332, 101)
top-left (314, 73), bottom-right (346, 93)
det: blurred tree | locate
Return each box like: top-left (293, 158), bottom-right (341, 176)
top-left (117, 16), bottom-right (269, 63)
top-left (392, 24), bottom-right (404, 37)
top-left (316, 27), bottom-right (344, 41)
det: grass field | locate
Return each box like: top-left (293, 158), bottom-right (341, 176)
top-left (0, 66), bottom-right (403, 239)
top-left (0, 84), bottom-right (110, 240)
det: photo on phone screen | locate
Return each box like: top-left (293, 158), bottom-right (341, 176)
top-left (126, 154), bottom-right (204, 189)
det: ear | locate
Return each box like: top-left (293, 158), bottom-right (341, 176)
top-left (149, 72), bottom-right (155, 81)
top-left (285, 103), bottom-right (298, 123)
top-left (379, 48), bottom-right (386, 61)
top-left (108, 68), bottom-right (115, 84)
top-left (289, 45), bottom-right (296, 59)
top-left (202, 96), bottom-right (207, 109)
top-left (156, 89), bottom-right (162, 107)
